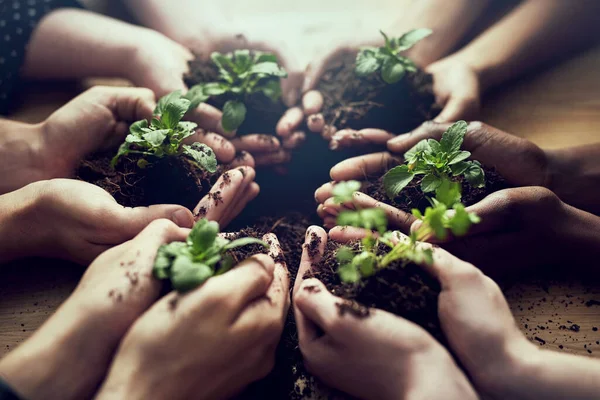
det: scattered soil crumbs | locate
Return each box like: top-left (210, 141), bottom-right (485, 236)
top-left (77, 153), bottom-right (221, 210)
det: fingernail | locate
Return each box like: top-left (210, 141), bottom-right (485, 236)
top-left (172, 209), bottom-right (194, 228)
top-left (329, 139), bottom-right (339, 150)
top-left (388, 135), bottom-right (406, 145)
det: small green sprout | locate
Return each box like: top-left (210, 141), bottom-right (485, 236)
top-left (383, 120), bottom-right (485, 200)
top-left (355, 29), bottom-right (432, 84)
top-left (111, 91), bottom-right (217, 172)
top-left (153, 218), bottom-right (268, 292)
top-left (186, 50), bottom-right (287, 133)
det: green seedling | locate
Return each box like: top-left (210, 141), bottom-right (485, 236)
top-left (355, 28), bottom-right (432, 84)
top-left (186, 50), bottom-right (287, 133)
top-left (111, 91), bottom-right (217, 172)
top-left (153, 218), bottom-right (268, 292)
top-left (383, 120), bottom-right (485, 201)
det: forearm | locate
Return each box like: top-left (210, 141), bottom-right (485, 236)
top-left (22, 9), bottom-right (148, 81)
top-left (393, 0), bottom-right (493, 66)
top-left (447, 0), bottom-right (600, 91)
top-left (547, 144), bottom-right (600, 214)
top-left (0, 120), bottom-right (45, 195)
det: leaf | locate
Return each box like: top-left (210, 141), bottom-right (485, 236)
top-left (221, 100), bottom-right (247, 132)
top-left (110, 142), bottom-right (130, 168)
top-left (137, 159), bottom-right (149, 169)
top-left (435, 179), bottom-right (462, 207)
top-left (352, 252), bottom-right (377, 277)
top-left (332, 180), bottom-right (361, 204)
top-left (383, 165), bottom-right (415, 198)
top-left (188, 218), bottom-right (219, 253)
top-left (254, 52), bottom-right (278, 63)
top-left (450, 161), bottom-right (470, 176)
top-left (202, 82), bottom-right (229, 96)
top-left (464, 161), bottom-right (486, 188)
top-left (380, 30), bottom-right (392, 49)
top-left (249, 62), bottom-right (287, 77)
top-left (182, 143), bottom-right (218, 173)
top-left (223, 238), bottom-right (268, 251)
top-left (154, 90), bottom-right (183, 117)
top-left (142, 129), bottom-right (169, 147)
top-left (233, 49), bottom-right (252, 72)
top-left (171, 257), bottom-right (214, 292)
top-left (355, 49), bottom-right (380, 76)
top-left (162, 98), bottom-right (191, 129)
top-left (184, 85), bottom-right (210, 110)
top-left (427, 139), bottom-right (442, 154)
top-left (338, 263), bottom-right (360, 284)
top-left (337, 210), bottom-right (362, 228)
top-left (336, 247), bottom-right (355, 263)
top-left (404, 140), bottom-right (431, 163)
top-left (423, 202), bottom-right (448, 241)
top-left (211, 52), bottom-right (235, 74)
top-left (216, 253), bottom-right (235, 275)
top-left (421, 174), bottom-right (443, 193)
top-left (381, 57), bottom-right (406, 84)
top-left (448, 150), bottom-right (472, 165)
top-left (440, 120), bottom-right (467, 153)
top-left (129, 119), bottom-right (149, 136)
top-left (257, 79), bottom-right (283, 101)
top-left (125, 134), bottom-right (145, 144)
top-left (359, 208), bottom-right (388, 234)
top-left (396, 28), bottom-right (433, 52)
top-left (448, 203), bottom-right (475, 237)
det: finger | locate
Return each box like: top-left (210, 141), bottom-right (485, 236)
top-left (90, 86), bottom-right (156, 123)
top-left (330, 152), bottom-right (400, 181)
top-left (294, 278), bottom-right (343, 343)
top-left (433, 95), bottom-right (480, 124)
top-left (276, 107), bottom-right (304, 138)
top-left (293, 226), bottom-right (328, 296)
top-left (314, 181), bottom-right (369, 204)
top-left (330, 128), bottom-right (395, 150)
top-left (194, 167), bottom-right (255, 222)
top-left (254, 149), bottom-right (291, 166)
top-left (111, 204), bottom-right (195, 243)
top-left (307, 113), bottom-right (325, 133)
top-left (230, 134), bottom-right (281, 153)
top-left (282, 131), bottom-right (306, 150)
top-left (351, 192), bottom-right (415, 231)
top-left (328, 226), bottom-right (375, 243)
top-left (302, 90), bottom-right (324, 115)
top-left (281, 70), bottom-right (304, 107)
top-left (218, 182), bottom-right (260, 228)
top-left (387, 121), bottom-right (449, 154)
top-left (415, 243), bottom-right (483, 291)
top-left (188, 103), bottom-right (235, 138)
top-left (322, 124), bottom-right (337, 141)
top-left (185, 130), bottom-right (236, 163)
top-left (227, 151), bottom-right (256, 168)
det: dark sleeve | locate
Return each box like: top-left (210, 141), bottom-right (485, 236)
top-left (0, 0), bottom-right (84, 115)
top-left (0, 378), bottom-right (22, 400)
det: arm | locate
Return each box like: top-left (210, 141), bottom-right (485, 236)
top-left (446, 0), bottom-right (600, 92)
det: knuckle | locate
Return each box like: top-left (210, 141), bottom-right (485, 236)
top-left (146, 218), bottom-right (178, 236)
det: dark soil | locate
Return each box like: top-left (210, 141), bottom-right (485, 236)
top-left (316, 52), bottom-right (440, 133)
top-left (184, 57), bottom-right (287, 136)
top-left (77, 153), bottom-right (220, 211)
top-left (365, 167), bottom-right (511, 213)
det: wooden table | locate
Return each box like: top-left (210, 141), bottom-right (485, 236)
top-left (2, 42), bottom-right (600, 361)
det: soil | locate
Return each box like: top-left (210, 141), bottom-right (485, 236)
top-left (184, 57), bottom-right (288, 136)
top-left (365, 167), bottom-right (511, 213)
top-left (316, 53), bottom-right (440, 133)
top-left (77, 153), bottom-right (220, 211)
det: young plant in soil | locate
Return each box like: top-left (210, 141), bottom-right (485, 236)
top-left (184, 50), bottom-right (287, 133)
top-left (153, 218), bottom-right (267, 292)
top-left (77, 91), bottom-right (221, 210)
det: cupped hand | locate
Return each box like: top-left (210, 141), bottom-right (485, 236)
top-left (96, 235), bottom-right (289, 400)
top-left (0, 220), bottom-right (189, 400)
top-left (292, 227), bottom-right (477, 400)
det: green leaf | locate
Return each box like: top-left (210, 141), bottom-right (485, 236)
top-left (257, 79), bottom-right (283, 101)
top-left (249, 62), bottom-right (287, 77)
top-left (383, 165), bottom-right (415, 198)
top-left (404, 140), bottom-right (431, 164)
top-left (182, 143), bottom-right (218, 173)
top-left (233, 49), bottom-right (252, 72)
top-left (448, 203), bottom-right (475, 237)
top-left (130, 119), bottom-right (149, 136)
top-left (352, 251), bottom-right (377, 277)
top-left (110, 142), bottom-right (129, 168)
top-left (336, 247), bottom-right (355, 263)
top-left (202, 82), bottom-right (229, 96)
top-left (359, 208), bottom-right (388, 234)
top-left (355, 49), bottom-right (380, 76)
top-left (381, 57), bottom-right (406, 84)
top-left (216, 253), bottom-right (235, 275)
top-left (223, 238), bottom-right (268, 251)
top-left (154, 90), bottom-right (183, 117)
top-left (440, 120), bottom-right (467, 153)
top-left (464, 161), bottom-right (485, 188)
top-left (211, 52), bottom-right (235, 72)
top-left (162, 98), bottom-right (191, 129)
top-left (448, 150), bottom-right (472, 165)
top-left (142, 129), bottom-right (169, 147)
top-left (188, 218), bottom-right (219, 253)
top-left (450, 161), bottom-right (470, 176)
top-left (380, 30), bottom-right (392, 49)
top-left (427, 139), bottom-right (442, 154)
top-left (221, 100), bottom-right (247, 132)
top-left (396, 28), bottom-right (433, 52)
top-left (337, 210), bottom-right (361, 228)
top-left (423, 202), bottom-right (448, 241)
top-left (184, 85), bottom-right (210, 110)
top-left (125, 134), bottom-right (145, 144)
top-left (137, 159), bottom-right (149, 169)
top-left (338, 263), bottom-right (360, 284)
top-left (171, 257), bottom-right (214, 292)
top-left (421, 174), bottom-right (443, 192)
top-left (435, 179), bottom-right (462, 207)
top-left (254, 52), bottom-right (278, 63)
top-left (332, 180), bottom-right (361, 204)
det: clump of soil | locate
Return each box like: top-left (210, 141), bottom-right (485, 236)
top-left (77, 153), bottom-right (220, 211)
top-left (184, 57), bottom-right (287, 136)
top-left (316, 53), bottom-right (440, 133)
top-left (364, 167), bottom-right (511, 213)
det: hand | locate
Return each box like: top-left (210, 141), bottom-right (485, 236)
top-left (292, 227), bottom-right (477, 400)
top-left (0, 220), bottom-right (189, 400)
top-left (96, 236), bottom-right (289, 400)
top-left (0, 166), bottom-right (258, 265)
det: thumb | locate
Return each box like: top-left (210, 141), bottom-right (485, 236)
top-left (387, 121), bottom-right (450, 154)
top-left (99, 86), bottom-right (157, 123)
top-left (115, 204), bottom-right (195, 240)
top-left (433, 93), bottom-right (480, 123)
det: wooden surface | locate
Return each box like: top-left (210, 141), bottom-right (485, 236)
top-left (2, 46), bottom-right (600, 360)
